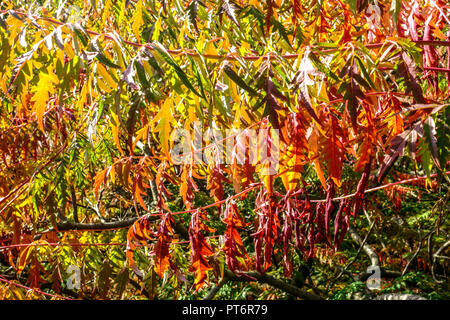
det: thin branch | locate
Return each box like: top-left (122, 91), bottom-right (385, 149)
top-left (203, 275), bottom-right (230, 300)
top-left (363, 209), bottom-right (386, 249)
top-left (3, 9), bottom-right (450, 63)
top-left (356, 268), bottom-right (402, 282)
top-left (402, 240), bottom-right (424, 276)
top-left (70, 185), bottom-right (79, 223)
top-left (432, 240), bottom-right (450, 283)
top-left (326, 221), bottom-right (377, 292)
top-left (348, 224), bottom-right (379, 267)
top-left (402, 228), bottom-right (436, 276)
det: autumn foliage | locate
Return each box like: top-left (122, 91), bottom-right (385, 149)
top-left (0, 0), bottom-right (449, 300)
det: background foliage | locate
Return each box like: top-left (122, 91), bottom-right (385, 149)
top-left (0, 0), bottom-right (449, 300)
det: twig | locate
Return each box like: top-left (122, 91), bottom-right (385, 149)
top-left (70, 185), bottom-right (79, 223)
top-left (3, 9), bottom-right (450, 63)
top-left (401, 239), bottom-right (423, 276)
top-left (431, 240), bottom-right (450, 283)
top-left (203, 274), bottom-right (230, 300)
top-left (363, 208), bottom-right (386, 249)
top-left (401, 229), bottom-right (436, 276)
top-left (348, 223), bottom-right (379, 267)
top-left (326, 221), bottom-right (376, 292)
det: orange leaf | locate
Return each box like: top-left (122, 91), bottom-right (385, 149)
top-left (17, 246), bottom-right (33, 275)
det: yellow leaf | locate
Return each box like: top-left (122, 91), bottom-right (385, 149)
top-left (97, 63), bottom-right (117, 89)
top-left (56, 48), bottom-right (65, 65)
top-left (111, 112), bottom-right (124, 155)
top-left (88, 74), bottom-right (99, 99)
top-left (230, 81), bottom-right (240, 104)
top-left (152, 17), bottom-right (161, 41)
top-left (131, 0), bottom-right (144, 41)
top-left (17, 246), bottom-right (33, 275)
top-left (433, 27), bottom-right (446, 40)
top-left (76, 81), bottom-right (89, 109)
top-left (152, 99), bottom-right (175, 156)
top-left (132, 124), bottom-right (149, 151)
top-left (280, 145), bottom-right (306, 192)
top-left (11, 287), bottom-right (26, 300)
top-left (6, 15), bottom-right (24, 45)
top-left (314, 159), bottom-right (327, 190)
top-left (0, 78), bottom-right (6, 94)
top-left (97, 75), bottom-right (113, 93)
top-left (31, 71), bottom-right (59, 131)
top-left (112, 43), bottom-right (126, 71)
top-left (109, 164), bottom-right (116, 184)
top-left (204, 40), bottom-right (219, 56)
top-left (64, 39), bottom-right (75, 59)
top-left (102, 0), bottom-right (113, 26)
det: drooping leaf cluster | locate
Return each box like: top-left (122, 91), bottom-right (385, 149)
top-left (0, 0), bottom-right (448, 299)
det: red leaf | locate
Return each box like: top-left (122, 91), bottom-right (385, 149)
top-left (189, 210), bottom-right (215, 291)
top-left (377, 122), bottom-right (423, 181)
top-left (126, 215), bottom-right (157, 277)
top-left (154, 212), bottom-right (173, 278)
top-left (207, 164), bottom-right (228, 202)
top-left (353, 158), bottom-right (371, 216)
top-left (398, 52), bottom-right (425, 104)
top-left (326, 112), bottom-right (346, 187)
top-left (222, 200), bottom-right (250, 275)
top-left (253, 190), bottom-right (280, 273)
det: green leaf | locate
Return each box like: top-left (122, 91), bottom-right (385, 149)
top-left (115, 267), bottom-right (129, 299)
top-left (89, 41), bottom-right (120, 69)
top-left (270, 17), bottom-right (293, 49)
top-left (436, 107), bottom-right (449, 172)
top-left (96, 52), bottom-right (120, 69)
top-left (152, 42), bottom-right (203, 97)
top-left (354, 55), bottom-right (376, 89)
top-left (423, 116), bottom-right (441, 169)
top-left (71, 23), bottom-right (89, 47)
top-left (309, 52), bottom-right (339, 81)
top-left (222, 62), bottom-right (258, 96)
top-left (390, 0), bottom-right (401, 29)
top-left (97, 260), bottom-right (112, 298)
top-left (243, 5), bottom-right (264, 34)
top-left (188, 55), bottom-right (207, 99)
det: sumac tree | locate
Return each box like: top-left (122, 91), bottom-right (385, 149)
top-left (0, 0), bottom-right (448, 300)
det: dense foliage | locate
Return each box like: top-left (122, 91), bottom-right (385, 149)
top-left (0, 0), bottom-right (449, 300)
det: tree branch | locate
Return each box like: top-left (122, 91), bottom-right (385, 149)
top-left (348, 225), bottom-right (379, 267)
top-left (70, 185), bottom-right (79, 223)
top-left (203, 274), bottom-right (230, 300)
top-left (55, 217), bottom-right (144, 231)
top-left (356, 268), bottom-right (402, 282)
top-left (432, 239), bottom-right (450, 283)
top-left (51, 214), bottom-right (189, 240)
top-left (223, 270), bottom-right (323, 300)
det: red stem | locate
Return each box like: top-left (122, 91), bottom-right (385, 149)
top-left (2, 10), bottom-right (450, 62)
